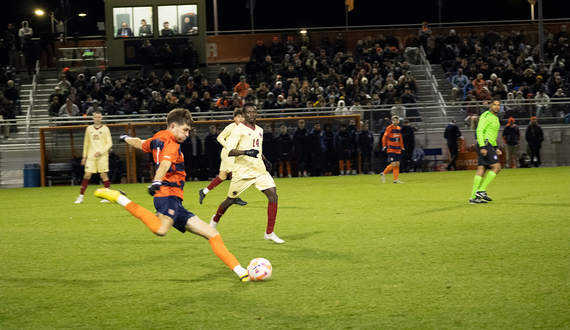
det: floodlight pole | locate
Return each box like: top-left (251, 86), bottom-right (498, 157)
top-left (249, 0), bottom-right (254, 34)
top-left (537, 0), bottom-right (544, 62)
top-left (213, 0), bottom-right (219, 35)
top-left (345, 4), bottom-right (348, 31)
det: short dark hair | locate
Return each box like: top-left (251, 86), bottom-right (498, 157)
top-left (167, 108), bottom-right (193, 127)
top-left (243, 102), bottom-right (256, 111)
top-left (233, 109), bottom-right (244, 118)
top-left (93, 110), bottom-right (103, 115)
top-left (491, 96), bottom-right (501, 103)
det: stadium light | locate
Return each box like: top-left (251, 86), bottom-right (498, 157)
top-left (78, 13), bottom-right (87, 17)
top-left (35, 10), bottom-right (45, 15)
top-left (300, 30), bottom-right (307, 34)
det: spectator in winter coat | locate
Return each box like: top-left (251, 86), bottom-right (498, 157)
top-left (451, 69), bottom-right (469, 103)
top-left (502, 117), bottom-right (521, 168)
top-left (292, 119), bottom-right (309, 177)
top-left (204, 125), bottom-right (221, 179)
top-left (276, 125), bottom-right (293, 178)
top-left (525, 117), bottom-right (544, 167)
top-left (357, 123), bottom-right (374, 174)
top-left (234, 76), bottom-right (250, 98)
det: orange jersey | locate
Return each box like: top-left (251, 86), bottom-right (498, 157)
top-left (142, 130), bottom-right (186, 199)
top-left (382, 124), bottom-right (404, 154)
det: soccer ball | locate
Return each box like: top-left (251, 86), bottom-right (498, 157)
top-left (247, 258), bottom-right (272, 281)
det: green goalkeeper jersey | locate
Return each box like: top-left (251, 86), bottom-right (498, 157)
top-left (476, 110), bottom-right (500, 147)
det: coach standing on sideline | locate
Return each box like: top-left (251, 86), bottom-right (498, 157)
top-left (444, 119), bottom-right (462, 171)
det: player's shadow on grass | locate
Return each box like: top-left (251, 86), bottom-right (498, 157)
top-left (280, 230), bottom-right (324, 241)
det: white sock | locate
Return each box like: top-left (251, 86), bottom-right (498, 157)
top-left (233, 265), bottom-right (247, 277)
top-left (203, 187), bottom-right (210, 194)
top-left (117, 195), bottom-right (131, 207)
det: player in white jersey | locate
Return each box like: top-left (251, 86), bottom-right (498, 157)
top-left (75, 111), bottom-right (113, 203)
top-left (198, 109), bottom-right (247, 206)
top-left (209, 103), bottom-right (284, 244)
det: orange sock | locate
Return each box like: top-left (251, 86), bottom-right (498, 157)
top-left (347, 161), bottom-right (351, 171)
top-left (286, 163), bottom-right (291, 175)
top-left (394, 165), bottom-right (400, 181)
top-left (125, 202), bottom-right (162, 233)
top-left (279, 164), bottom-right (283, 176)
top-left (339, 160), bottom-right (345, 172)
top-left (383, 164), bottom-right (393, 175)
top-left (208, 234), bottom-right (239, 270)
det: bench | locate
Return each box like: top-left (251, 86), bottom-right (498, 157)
top-left (46, 163), bottom-right (74, 187)
top-left (424, 148), bottom-right (443, 171)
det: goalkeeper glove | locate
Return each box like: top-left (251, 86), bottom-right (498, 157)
top-left (147, 181), bottom-right (162, 196)
top-left (263, 159), bottom-right (273, 173)
top-left (243, 149), bottom-right (259, 158)
top-left (119, 134), bottom-right (131, 143)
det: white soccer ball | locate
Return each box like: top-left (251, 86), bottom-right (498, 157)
top-left (247, 258), bottom-right (272, 281)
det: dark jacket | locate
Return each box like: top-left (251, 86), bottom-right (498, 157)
top-left (204, 132), bottom-right (221, 160)
top-left (292, 127), bottom-right (308, 154)
top-left (276, 133), bottom-right (293, 158)
top-left (502, 125), bottom-right (520, 146)
top-left (444, 123), bottom-right (462, 144)
top-left (357, 130), bottom-right (374, 153)
top-left (401, 125), bottom-right (415, 151)
top-left (335, 130), bottom-right (354, 154)
top-left (525, 124), bottom-right (544, 148)
top-left (263, 132), bottom-right (276, 162)
top-left (308, 129), bottom-right (325, 154)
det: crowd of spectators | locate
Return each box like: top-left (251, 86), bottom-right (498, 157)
top-left (437, 24), bottom-right (570, 123)
top-left (41, 33), bottom-right (422, 122)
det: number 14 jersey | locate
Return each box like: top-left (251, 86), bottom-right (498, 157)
top-left (226, 123), bottom-right (266, 179)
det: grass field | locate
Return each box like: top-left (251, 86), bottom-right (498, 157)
top-left (1, 167), bottom-right (569, 329)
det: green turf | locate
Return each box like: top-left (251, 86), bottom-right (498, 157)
top-left (1, 167), bottom-right (569, 329)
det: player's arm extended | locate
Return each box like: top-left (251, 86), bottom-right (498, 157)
top-left (154, 160), bottom-right (172, 182)
top-left (125, 137), bottom-right (145, 150)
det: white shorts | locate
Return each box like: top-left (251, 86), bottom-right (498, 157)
top-left (85, 156), bottom-right (108, 173)
top-left (220, 152), bottom-right (235, 173)
top-left (227, 172), bottom-right (276, 198)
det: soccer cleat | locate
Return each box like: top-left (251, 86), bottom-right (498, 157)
top-left (394, 180), bottom-right (405, 184)
top-left (239, 273), bottom-right (251, 282)
top-left (264, 232), bottom-right (284, 244)
top-left (339, 171), bottom-right (344, 176)
top-left (209, 215), bottom-right (218, 229)
top-left (199, 189), bottom-right (206, 204)
top-left (100, 199), bottom-right (110, 203)
top-left (74, 195), bottom-right (84, 204)
top-left (469, 198), bottom-right (488, 204)
top-left (234, 197), bottom-right (248, 206)
top-left (475, 190), bottom-right (492, 201)
top-left (381, 173), bottom-right (386, 183)
top-left (352, 169), bottom-right (357, 175)
top-left (94, 188), bottom-right (126, 204)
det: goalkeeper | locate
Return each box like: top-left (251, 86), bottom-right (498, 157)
top-left (469, 97), bottom-right (503, 204)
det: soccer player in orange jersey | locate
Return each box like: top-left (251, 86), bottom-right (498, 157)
top-left (94, 108), bottom-right (250, 281)
top-left (381, 115), bottom-right (405, 184)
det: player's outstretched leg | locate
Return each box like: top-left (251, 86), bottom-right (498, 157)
top-left (94, 188), bottom-right (163, 234)
top-left (263, 187), bottom-right (284, 244)
top-left (184, 215), bottom-right (249, 281)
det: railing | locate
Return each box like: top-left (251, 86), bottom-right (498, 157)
top-left (419, 46), bottom-right (447, 121)
top-left (24, 60), bottom-right (41, 146)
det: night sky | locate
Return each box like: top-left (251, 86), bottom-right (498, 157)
top-left (1, 0), bottom-right (566, 37)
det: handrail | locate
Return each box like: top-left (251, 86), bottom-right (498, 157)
top-left (24, 60), bottom-right (40, 146)
top-left (420, 46), bottom-right (447, 121)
